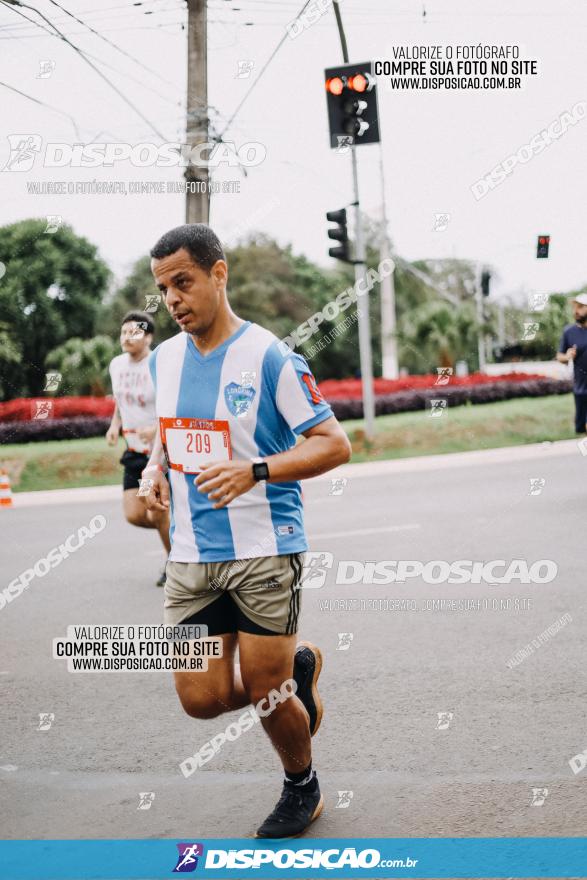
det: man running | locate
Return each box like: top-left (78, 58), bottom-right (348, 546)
top-left (106, 310), bottom-right (170, 585)
top-left (142, 224), bottom-right (351, 838)
top-left (557, 293), bottom-right (587, 434)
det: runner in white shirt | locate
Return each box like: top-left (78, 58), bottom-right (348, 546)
top-left (143, 224), bottom-right (351, 838)
top-left (106, 311), bottom-right (170, 585)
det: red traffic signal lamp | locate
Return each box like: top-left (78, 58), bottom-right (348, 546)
top-left (537, 235), bottom-right (550, 258)
top-left (324, 62), bottom-right (380, 148)
top-left (325, 76), bottom-right (344, 96)
top-left (347, 72), bottom-right (373, 93)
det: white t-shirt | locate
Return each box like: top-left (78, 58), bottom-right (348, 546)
top-left (109, 352), bottom-right (157, 454)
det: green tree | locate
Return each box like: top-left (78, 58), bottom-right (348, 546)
top-left (229, 235), bottom-right (361, 379)
top-left (101, 255), bottom-right (177, 344)
top-left (0, 219), bottom-right (110, 399)
top-left (515, 293), bottom-right (571, 359)
top-left (398, 300), bottom-right (480, 372)
top-left (45, 336), bottom-right (118, 396)
top-left (371, 253), bottom-right (483, 374)
top-left (0, 320), bottom-right (21, 382)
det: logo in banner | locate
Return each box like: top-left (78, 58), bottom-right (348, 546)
top-left (173, 842), bottom-right (204, 873)
top-left (224, 382), bottom-right (256, 418)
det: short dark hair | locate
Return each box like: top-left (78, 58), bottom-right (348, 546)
top-left (150, 224), bottom-right (226, 274)
top-left (121, 310), bottom-right (155, 335)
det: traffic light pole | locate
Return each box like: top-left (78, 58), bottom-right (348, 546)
top-left (476, 270), bottom-right (486, 372)
top-left (332, 0), bottom-right (375, 440)
top-left (378, 143), bottom-right (398, 379)
top-left (185, 0), bottom-right (209, 224)
top-left (350, 153), bottom-right (376, 439)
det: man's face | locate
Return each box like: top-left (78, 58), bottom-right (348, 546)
top-left (120, 321), bottom-right (152, 355)
top-left (151, 247), bottom-right (227, 336)
top-left (572, 302), bottom-right (587, 324)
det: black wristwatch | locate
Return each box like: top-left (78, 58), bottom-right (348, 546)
top-left (252, 458), bottom-right (270, 482)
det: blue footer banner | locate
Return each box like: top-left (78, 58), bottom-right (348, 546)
top-left (0, 838), bottom-right (586, 879)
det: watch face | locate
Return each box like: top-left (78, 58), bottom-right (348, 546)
top-left (253, 462), bottom-right (269, 481)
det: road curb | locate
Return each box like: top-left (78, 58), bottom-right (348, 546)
top-left (10, 438), bottom-right (580, 506)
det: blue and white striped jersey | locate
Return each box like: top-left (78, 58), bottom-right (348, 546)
top-left (149, 321), bottom-right (333, 562)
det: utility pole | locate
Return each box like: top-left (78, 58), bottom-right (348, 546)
top-left (378, 144), bottom-right (398, 379)
top-left (476, 268), bottom-right (486, 372)
top-left (185, 0), bottom-right (209, 224)
top-left (331, 1), bottom-right (375, 440)
top-left (497, 302), bottom-right (505, 349)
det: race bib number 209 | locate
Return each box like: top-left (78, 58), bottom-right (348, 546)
top-left (159, 417), bottom-right (232, 474)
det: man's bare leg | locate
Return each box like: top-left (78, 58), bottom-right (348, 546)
top-left (171, 627), bottom-right (323, 837)
top-left (238, 632), bottom-right (310, 773)
top-left (173, 633), bottom-right (249, 718)
top-left (238, 631), bottom-right (323, 838)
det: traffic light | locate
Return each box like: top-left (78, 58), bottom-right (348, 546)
top-left (324, 62), bottom-right (380, 149)
top-left (481, 270), bottom-right (491, 297)
top-left (326, 208), bottom-right (352, 262)
top-left (537, 235), bottom-right (550, 258)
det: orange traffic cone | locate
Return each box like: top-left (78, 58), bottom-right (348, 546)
top-left (0, 469), bottom-right (13, 508)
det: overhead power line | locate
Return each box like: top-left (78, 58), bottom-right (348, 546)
top-left (1, 1), bottom-right (181, 107)
top-left (0, 79), bottom-right (81, 137)
top-left (1, 0), bottom-right (168, 140)
top-left (218, 0), bottom-right (313, 139)
top-left (43, 0), bottom-right (180, 88)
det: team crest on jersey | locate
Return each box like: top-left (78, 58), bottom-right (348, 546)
top-left (224, 381), bottom-right (256, 418)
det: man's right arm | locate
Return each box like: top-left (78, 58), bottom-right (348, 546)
top-left (105, 403), bottom-right (122, 445)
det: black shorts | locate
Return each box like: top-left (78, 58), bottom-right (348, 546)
top-left (179, 590), bottom-right (281, 637)
top-left (120, 449), bottom-right (149, 491)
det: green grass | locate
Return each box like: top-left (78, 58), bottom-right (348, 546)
top-left (0, 436), bottom-right (122, 493)
top-left (344, 393), bottom-right (577, 462)
top-left (0, 394), bottom-right (577, 492)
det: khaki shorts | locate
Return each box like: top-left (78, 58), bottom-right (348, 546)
top-left (164, 553), bottom-right (305, 635)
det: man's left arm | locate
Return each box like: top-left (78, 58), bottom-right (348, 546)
top-left (196, 417), bottom-right (351, 509)
top-left (197, 351), bottom-right (351, 508)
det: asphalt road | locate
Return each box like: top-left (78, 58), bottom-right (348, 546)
top-left (1, 441), bottom-right (586, 845)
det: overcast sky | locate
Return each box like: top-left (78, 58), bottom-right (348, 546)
top-left (0, 0), bottom-right (585, 305)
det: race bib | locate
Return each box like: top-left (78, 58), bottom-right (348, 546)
top-left (159, 417), bottom-right (232, 474)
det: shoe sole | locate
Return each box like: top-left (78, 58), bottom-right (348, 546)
top-left (296, 640), bottom-right (323, 737)
top-left (254, 794), bottom-right (324, 839)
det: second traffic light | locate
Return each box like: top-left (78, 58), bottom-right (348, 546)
top-left (537, 235), bottom-right (550, 258)
top-left (326, 208), bottom-right (353, 263)
top-left (481, 270), bottom-right (491, 297)
top-left (324, 62), bottom-right (380, 149)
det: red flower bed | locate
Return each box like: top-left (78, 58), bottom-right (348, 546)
top-left (0, 396), bottom-right (115, 423)
top-left (317, 372), bottom-right (547, 400)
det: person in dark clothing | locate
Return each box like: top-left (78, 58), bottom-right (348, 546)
top-left (557, 294), bottom-right (587, 434)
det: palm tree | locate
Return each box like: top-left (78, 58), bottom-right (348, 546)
top-left (400, 301), bottom-right (480, 372)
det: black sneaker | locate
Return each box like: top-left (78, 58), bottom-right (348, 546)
top-left (156, 567), bottom-right (166, 587)
top-left (293, 641), bottom-right (323, 736)
top-left (255, 775), bottom-right (323, 839)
